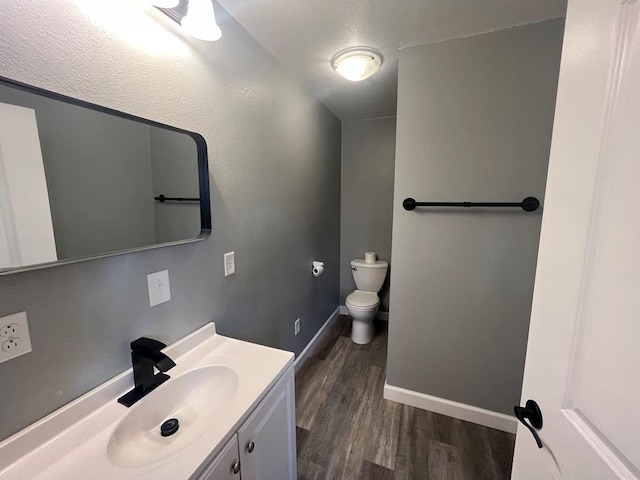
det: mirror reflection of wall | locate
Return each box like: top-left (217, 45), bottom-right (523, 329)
top-left (149, 128), bottom-right (199, 244)
top-left (0, 82), bottom-right (204, 271)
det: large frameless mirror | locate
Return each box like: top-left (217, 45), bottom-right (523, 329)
top-left (0, 77), bottom-right (211, 274)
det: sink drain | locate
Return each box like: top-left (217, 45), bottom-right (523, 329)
top-left (160, 418), bottom-right (179, 437)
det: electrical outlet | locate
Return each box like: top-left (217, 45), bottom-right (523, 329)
top-left (147, 270), bottom-right (171, 307)
top-left (224, 252), bottom-right (236, 277)
top-left (0, 312), bottom-right (32, 364)
top-left (2, 338), bottom-right (23, 353)
top-left (0, 323), bottom-right (18, 338)
top-left (295, 318), bottom-right (301, 336)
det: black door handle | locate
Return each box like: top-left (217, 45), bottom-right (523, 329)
top-left (514, 399), bottom-right (543, 448)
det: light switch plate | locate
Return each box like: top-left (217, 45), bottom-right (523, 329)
top-left (147, 270), bottom-right (171, 307)
top-left (0, 311), bottom-right (32, 363)
top-left (224, 252), bottom-right (235, 277)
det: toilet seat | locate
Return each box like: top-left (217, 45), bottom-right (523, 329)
top-left (345, 290), bottom-right (380, 309)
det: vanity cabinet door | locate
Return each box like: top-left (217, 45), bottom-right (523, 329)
top-left (238, 366), bottom-right (296, 480)
top-left (196, 434), bottom-right (241, 480)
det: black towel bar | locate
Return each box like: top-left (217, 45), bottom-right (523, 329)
top-left (154, 195), bottom-right (200, 203)
top-left (402, 197), bottom-right (540, 212)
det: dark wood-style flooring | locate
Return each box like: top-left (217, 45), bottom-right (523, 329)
top-left (295, 316), bottom-right (515, 480)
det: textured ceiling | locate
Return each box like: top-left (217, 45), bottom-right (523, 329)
top-left (216, 0), bottom-right (567, 121)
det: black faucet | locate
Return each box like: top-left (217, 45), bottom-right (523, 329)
top-left (117, 337), bottom-right (176, 407)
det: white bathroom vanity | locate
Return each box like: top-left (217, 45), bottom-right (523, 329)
top-left (0, 323), bottom-right (296, 480)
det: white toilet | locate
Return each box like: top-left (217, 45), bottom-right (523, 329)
top-left (345, 255), bottom-right (388, 345)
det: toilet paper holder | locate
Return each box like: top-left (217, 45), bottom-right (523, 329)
top-left (312, 261), bottom-right (324, 277)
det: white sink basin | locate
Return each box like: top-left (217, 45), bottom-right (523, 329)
top-left (107, 365), bottom-right (238, 468)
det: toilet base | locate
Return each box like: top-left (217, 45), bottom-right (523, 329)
top-left (351, 318), bottom-right (375, 345)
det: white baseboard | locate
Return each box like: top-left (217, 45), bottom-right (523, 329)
top-left (339, 305), bottom-right (389, 321)
top-left (383, 382), bottom-right (517, 434)
top-left (294, 306), bottom-right (341, 373)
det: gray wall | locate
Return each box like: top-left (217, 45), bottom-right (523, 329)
top-left (340, 117), bottom-right (396, 310)
top-left (0, 84), bottom-right (156, 259)
top-left (387, 20), bottom-right (564, 415)
top-left (150, 127), bottom-right (201, 243)
top-left (0, 1), bottom-right (341, 441)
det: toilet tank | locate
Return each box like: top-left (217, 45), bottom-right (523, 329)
top-left (351, 260), bottom-right (388, 292)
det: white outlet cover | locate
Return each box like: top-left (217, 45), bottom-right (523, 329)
top-left (147, 270), bottom-right (171, 307)
top-left (0, 311), bottom-right (32, 363)
top-left (224, 252), bottom-right (236, 277)
top-left (295, 318), bottom-right (301, 336)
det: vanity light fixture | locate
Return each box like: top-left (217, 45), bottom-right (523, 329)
top-left (153, 0), bottom-right (222, 42)
top-left (146, 0), bottom-right (180, 8)
top-left (332, 47), bottom-right (383, 81)
top-left (181, 0), bottom-right (222, 41)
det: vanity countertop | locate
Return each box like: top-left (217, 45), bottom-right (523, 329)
top-left (0, 323), bottom-right (293, 480)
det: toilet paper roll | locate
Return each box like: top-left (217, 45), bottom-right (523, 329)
top-left (364, 252), bottom-right (377, 264)
top-left (312, 261), bottom-right (324, 277)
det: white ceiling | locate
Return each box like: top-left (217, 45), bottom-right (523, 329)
top-left (216, 0), bottom-right (567, 121)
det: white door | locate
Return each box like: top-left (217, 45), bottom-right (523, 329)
top-left (0, 102), bottom-right (57, 268)
top-left (511, 0), bottom-right (640, 478)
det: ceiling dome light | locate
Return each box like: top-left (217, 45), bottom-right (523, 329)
top-left (146, 0), bottom-right (180, 8)
top-left (181, 0), bottom-right (222, 41)
top-left (332, 48), bottom-right (382, 81)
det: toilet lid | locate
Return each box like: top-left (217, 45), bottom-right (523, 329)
top-left (346, 290), bottom-right (380, 309)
